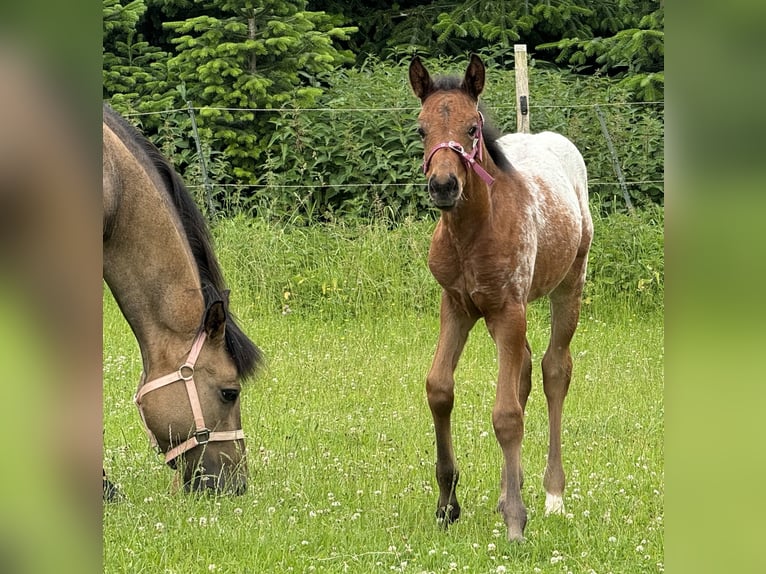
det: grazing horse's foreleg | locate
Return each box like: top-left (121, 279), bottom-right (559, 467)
top-left (103, 469), bottom-right (122, 502)
top-left (427, 293), bottom-right (477, 527)
top-left (486, 302), bottom-right (528, 542)
top-left (542, 258), bottom-right (587, 516)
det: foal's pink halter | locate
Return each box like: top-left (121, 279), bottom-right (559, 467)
top-left (422, 112), bottom-right (495, 187)
top-left (134, 329), bottom-right (245, 464)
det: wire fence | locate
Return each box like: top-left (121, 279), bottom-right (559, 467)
top-left (121, 100), bottom-right (665, 217)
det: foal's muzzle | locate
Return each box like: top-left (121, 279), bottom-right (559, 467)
top-left (428, 174), bottom-right (461, 209)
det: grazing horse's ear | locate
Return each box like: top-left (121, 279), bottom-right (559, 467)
top-left (409, 55), bottom-right (433, 102)
top-left (203, 300), bottom-right (227, 343)
top-left (462, 53), bottom-right (485, 101)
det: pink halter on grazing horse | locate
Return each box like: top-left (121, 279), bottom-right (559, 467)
top-left (103, 104), bottom-right (262, 497)
top-left (409, 54), bottom-right (593, 542)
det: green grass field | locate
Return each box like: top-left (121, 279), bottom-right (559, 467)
top-left (103, 219), bottom-right (663, 573)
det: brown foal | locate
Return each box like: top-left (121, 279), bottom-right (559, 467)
top-left (409, 54), bottom-right (592, 541)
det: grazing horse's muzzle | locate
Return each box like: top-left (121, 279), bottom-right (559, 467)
top-left (428, 173), bottom-right (461, 209)
top-left (185, 463), bottom-right (248, 495)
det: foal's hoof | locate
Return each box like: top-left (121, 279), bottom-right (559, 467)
top-left (497, 498), bottom-right (527, 542)
top-left (503, 518), bottom-right (528, 543)
top-left (436, 502), bottom-right (461, 527)
top-left (544, 492), bottom-right (565, 515)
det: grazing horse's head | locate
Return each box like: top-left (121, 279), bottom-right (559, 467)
top-left (135, 297), bottom-right (252, 495)
top-left (104, 104), bottom-right (262, 497)
top-left (409, 54), bottom-right (490, 210)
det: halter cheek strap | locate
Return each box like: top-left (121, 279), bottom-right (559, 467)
top-left (422, 112), bottom-right (496, 187)
top-left (134, 329), bottom-right (245, 464)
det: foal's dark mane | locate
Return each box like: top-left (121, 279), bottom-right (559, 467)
top-left (104, 104), bottom-right (262, 379)
top-left (427, 75), bottom-right (513, 173)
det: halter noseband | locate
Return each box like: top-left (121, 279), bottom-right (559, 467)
top-left (134, 329), bottom-right (245, 464)
top-left (422, 112), bottom-right (495, 187)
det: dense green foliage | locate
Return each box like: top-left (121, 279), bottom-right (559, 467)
top-left (105, 0), bottom-right (664, 97)
top-left (103, 0), bottom-right (664, 209)
top-left (309, 0), bottom-right (663, 101)
top-left (259, 57), bottom-right (663, 220)
top-left (104, 0), bottom-right (357, 181)
top-left (112, 56), bottom-right (663, 221)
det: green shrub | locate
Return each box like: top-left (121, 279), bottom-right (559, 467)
top-left (127, 56), bottom-right (663, 222)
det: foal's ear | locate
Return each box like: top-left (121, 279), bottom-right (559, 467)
top-left (203, 300), bottom-right (227, 343)
top-left (409, 55), bottom-right (433, 102)
top-left (462, 53), bottom-right (485, 101)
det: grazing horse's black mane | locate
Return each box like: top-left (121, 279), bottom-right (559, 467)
top-left (103, 104), bottom-right (262, 379)
top-left (426, 75), bottom-right (513, 173)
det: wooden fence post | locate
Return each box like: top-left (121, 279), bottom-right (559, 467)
top-left (514, 44), bottom-right (530, 133)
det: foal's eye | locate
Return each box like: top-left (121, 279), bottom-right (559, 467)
top-left (468, 125), bottom-right (478, 137)
top-left (416, 127), bottom-right (426, 139)
top-left (220, 389), bottom-right (240, 403)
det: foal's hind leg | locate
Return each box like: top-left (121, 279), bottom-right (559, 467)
top-left (487, 302), bottom-right (529, 542)
top-left (499, 337), bottom-right (532, 501)
top-left (542, 262), bottom-right (587, 515)
top-left (519, 339), bottom-right (532, 489)
top-left (427, 293), bottom-right (477, 526)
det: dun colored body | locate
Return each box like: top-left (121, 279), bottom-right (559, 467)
top-left (103, 104), bottom-right (261, 496)
top-left (409, 55), bottom-right (592, 541)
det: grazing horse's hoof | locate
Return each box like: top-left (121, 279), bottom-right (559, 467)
top-left (103, 476), bottom-right (123, 503)
top-left (436, 502), bottom-right (461, 527)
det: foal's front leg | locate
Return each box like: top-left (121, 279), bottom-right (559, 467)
top-left (426, 293), bottom-right (477, 526)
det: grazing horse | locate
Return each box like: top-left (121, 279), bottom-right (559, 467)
top-left (103, 104), bottom-right (262, 495)
top-left (409, 55), bottom-right (592, 541)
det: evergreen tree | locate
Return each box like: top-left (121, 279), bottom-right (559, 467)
top-left (310, 0), bottom-right (663, 100)
top-left (160, 0), bottom-right (357, 181)
top-left (103, 0), bottom-right (176, 118)
top-left (538, 2), bottom-right (664, 101)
